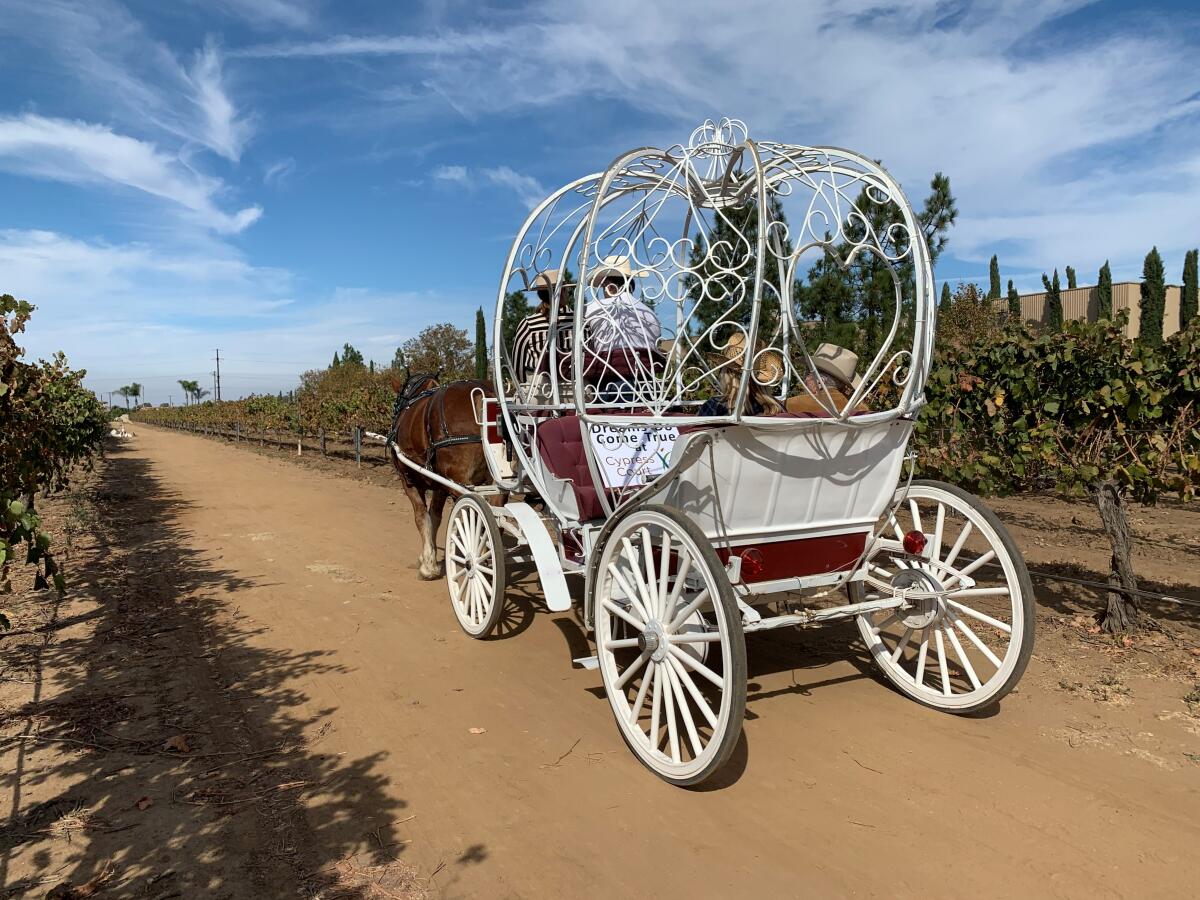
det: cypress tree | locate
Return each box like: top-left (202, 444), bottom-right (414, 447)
top-left (1007, 279), bottom-right (1021, 320)
top-left (1181, 249), bottom-right (1198, 328)
top-left (1042, 270), bottom-right (1063, 329)
top-left (1066, 266), bottom-right (1077, 290)
top-left (331, 351), bottom-right (340, 368)
top-left (1097, 260), bottom-right (1113, 320)
top-left (988, 255), bottom-right (1001, 299)
top-left (474, 307), bottom-right (488, 380)
top-left (1139, 247), bottom-right (1166, 347)
top-left (939, 281), bottom-right (952, 316)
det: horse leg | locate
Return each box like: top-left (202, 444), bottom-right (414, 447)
top-left (401, 479), bottom-right (439, 581)
top-left (424, 488), bottom-right (449, 578)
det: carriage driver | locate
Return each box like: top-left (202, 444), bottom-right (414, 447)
top-left (512, 269), bottom-right (573, 386)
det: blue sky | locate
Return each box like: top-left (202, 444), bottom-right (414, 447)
top-left (1, 0), bottom-right (1197, 402)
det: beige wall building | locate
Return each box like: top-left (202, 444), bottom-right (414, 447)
top-left (1009, 282), bottom-right (1183, 339)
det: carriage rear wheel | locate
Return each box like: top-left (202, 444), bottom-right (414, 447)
top-left (445, 494), bottom-right (506, 639)
top-left (590, 505), bottom-right (746, 786)
top-left (853, 480), bottom-right (1034, 713)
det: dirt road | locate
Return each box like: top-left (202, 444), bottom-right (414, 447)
top-left (46, 427), bottom-right (1200, 898)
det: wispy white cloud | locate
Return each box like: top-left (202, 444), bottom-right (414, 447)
top-left (0, 0), bottom-right (254, 161)
top-left (263, 0), bottom-right (1200, 278)
top-left (186, 39), bottom-right (253, 162)
top-left (430, 164), bottom-right (544, 207)
top-left (0, 115), bottom-right (261, 233)
top-left (264, 157), bottom-right (297, 187)
top-left (204, 0), bottom-right (315, 30)
top-left (431, 164), bottom-right (468, 184)
top-left (482, 166), bottom-right (545, 209)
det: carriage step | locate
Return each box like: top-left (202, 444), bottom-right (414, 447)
top-left (572, 655), bottom-right (599, 670)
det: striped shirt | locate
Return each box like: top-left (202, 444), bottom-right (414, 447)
top-left (512, 311), bottom-right (573, 382)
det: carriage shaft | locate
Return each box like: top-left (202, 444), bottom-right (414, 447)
top-left (742, 595), bottom-right (905, 632)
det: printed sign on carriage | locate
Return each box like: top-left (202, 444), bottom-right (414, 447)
top-left (587, 424), bottom-right (679, 489)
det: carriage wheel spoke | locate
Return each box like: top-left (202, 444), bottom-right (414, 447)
top-left (945, 626), bottom-right (982, 690)
top-left (649, 669), bottom-right (663, 750)
top-left (891, 626), bottom-right (914, 663)
top-left (943, 549), bottom-right (996, 589)
top-left (669, 630), bottom-right (722, 644)
top-left (944, 597), bottom-right (1012, 634)
top-left (662, 660), bottom-right (681, 763)
top-left (915, 628), bottom-right (929, 687)
top-left (934, 629), bottom-right (951, 696)
top-left (657, 531), bottom-right (672, 621)
top-left (667, 654), bottom-right (718, 728)
top-left (667, 588), bottom-right (710, 634)
top-left (610, 565), bottom-right (651, 625)
top-left (630, 663), bottom-right (655, 725)
top-left (620, 537), bottom-right (657, 618)
top-left (605, 637), bottom-right (641, 651)
top-left (871, 612), bottom-right (900, 636)
top-left (640, 529), bottom-right (659, 619)
top-left (908, 498), bottom-right (923, 536)
top-left (662, 548), bottom-right (692, 624)
top-left (667, 644), bottom-right (724, 689)
top-left (614, 649), bottom-right (650, 690)
top-left (931, 504), bottom-right (945, 563)
top-left (952, 613), bottom-right (1004, 669)
top-left (942, 520), bottom-right (973, 571)
top-left (602, 597), bottom-right (645, 632)
top-left (665, 661), bottom-right (703, 759)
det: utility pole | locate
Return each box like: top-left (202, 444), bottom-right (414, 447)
top-left (212, 370), bottom-right (217, 400)
top-left (214, 349), bottom-right (222, 402)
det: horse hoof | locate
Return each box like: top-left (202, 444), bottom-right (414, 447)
top-left (418, 569), bottom-right (440, 581)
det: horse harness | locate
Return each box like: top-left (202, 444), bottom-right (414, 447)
top-left (388, 374), bottom-right (482, 469)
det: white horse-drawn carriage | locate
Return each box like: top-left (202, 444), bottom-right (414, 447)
top-left (394, 120), bottom-right (1033, 785)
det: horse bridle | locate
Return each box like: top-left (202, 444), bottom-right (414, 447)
top-left (387, 372), bottom-right (484, 468)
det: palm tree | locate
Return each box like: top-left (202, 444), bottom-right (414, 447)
top-left (130, 382), bottom-right (143, 408)
top-left (116, 385), bottom-right (132, 409)
top-left (194, 387), bottom-right (210, 403)
top-left (179, 379), bottom-right (193, 405)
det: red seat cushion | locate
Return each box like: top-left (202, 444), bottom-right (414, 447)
top-left (535, 416), bottom-right (606, 521)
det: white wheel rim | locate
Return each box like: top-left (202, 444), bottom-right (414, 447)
top-left (856, 486), bottom-right (1027, 709)
top-left (446, 500), bottom-right (497, 635)
top-left (595, 511), bottom-right (736, 781)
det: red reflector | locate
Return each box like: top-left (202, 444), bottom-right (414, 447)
top-left (903, 530), bottom-right (927, 555)
top-left (740, 548), bottom-right (765, 579)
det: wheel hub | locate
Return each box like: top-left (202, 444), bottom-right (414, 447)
top-left (892, 569), bottom-right (946, 629)
top-left (639, 620), bottom-right (668, 662)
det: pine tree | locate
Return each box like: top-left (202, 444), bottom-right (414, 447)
top-left (988, 255), bottom-right (1001, 299)
top-left (1007, 279), bottom-right (1021, 320)
top-left (1066, 266), bottom-right (1077, 290)
top-left (1097, 260), bottom-right (1113, 320)
top-left (1139, 246), bottom-right (1166, 347)
top-left (474, 307), bottom-right (488, 380)
top-left (391, 347), bottom-right (407, 372)
top-left (1181, 249), bottom-right (1198, 328)
top-left (939, 281), bottom-right (952, 316)
top-left (341, 343), bottom-right (365, 367)
top-left (1042, 269), bottom-right (1063, 329)
top-left (501, 289), bottom-right (531, 352)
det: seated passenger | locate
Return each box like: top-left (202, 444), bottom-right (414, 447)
top-left (512, 269), bottom-right (573, 386)
top-left (583, 256), bottom-right (661, 403)
top-left (698, 332), bottom-right (784, 416)
top-left (786, 342), bottom-right (864, 415)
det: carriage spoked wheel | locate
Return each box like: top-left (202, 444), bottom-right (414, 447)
top-left (445, 493), bottom-right (507, 639)
top-left (853, 479), bottom-right (1034, 713)
top-left (590, 505), bottom-right (746, 786)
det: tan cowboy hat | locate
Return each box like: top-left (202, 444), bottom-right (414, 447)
top-left (707, 331), bottom-right (785, 385)
top-left (589, 255), bottom-right (650, 286)
top-left (812, 342), bottom-right (862, 389)
top-left (529, 269), bottom-right (560, 291)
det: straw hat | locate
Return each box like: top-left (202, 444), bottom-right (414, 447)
top-left (709, 331), bottom-right (785, 385)
top-left (811, 342), bottom-right (862, 389)
top-left (589, 255), bottom-right (650, 286)
top-left (529, 269), bottom-right (560, 291)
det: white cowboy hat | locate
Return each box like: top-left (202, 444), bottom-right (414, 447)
top-left (529, 269), bottom-right (560, 291)
top-left (812, 342), bottom-right (862, 389)
top-left (589, 255), bottom-right (649, 286)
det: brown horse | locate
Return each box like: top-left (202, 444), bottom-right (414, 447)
top-left (388, 373), bottom-right (494, 579)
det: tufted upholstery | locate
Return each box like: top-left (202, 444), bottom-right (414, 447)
top-left (535, 416), bottom-right (606, 522)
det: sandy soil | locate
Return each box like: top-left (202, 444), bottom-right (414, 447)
top-left (3, 427), bottom-right (1198, 899)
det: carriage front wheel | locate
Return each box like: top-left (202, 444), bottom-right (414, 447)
top-left (445, 493), bottom-right (507, 638)
top-left (853, 479), bottom-right (1034, 713)
top-left (589, 505), bottom-right (746, 786)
